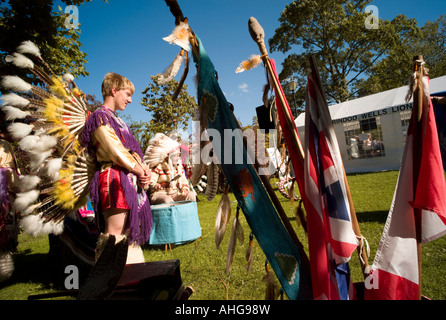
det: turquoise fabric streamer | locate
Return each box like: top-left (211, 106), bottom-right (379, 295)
top-left (192, 37), bottom-right (312, 300)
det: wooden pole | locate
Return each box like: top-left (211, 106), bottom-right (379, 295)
top-left (412, 55), bottom-right (425, 300)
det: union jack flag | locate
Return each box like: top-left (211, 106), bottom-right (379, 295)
top-left (304, 60), bottom-right (358, 300)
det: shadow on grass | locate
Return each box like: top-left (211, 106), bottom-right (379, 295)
top-left (356, 210), bottom-right (388, 224)
top-left (0, 251), bottom-right (56, 291)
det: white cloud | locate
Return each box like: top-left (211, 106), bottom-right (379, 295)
top-left (238, 83), bottom-right (249, 93)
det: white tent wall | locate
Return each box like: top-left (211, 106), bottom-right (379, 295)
top-left (295, 75), bottom-right (446, 174)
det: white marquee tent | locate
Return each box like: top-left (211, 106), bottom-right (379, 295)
top-left (294, 75), bottom-right (446, 173)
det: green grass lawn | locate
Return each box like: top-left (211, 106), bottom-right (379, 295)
top-left (1, 170), bottom-right (445, 300)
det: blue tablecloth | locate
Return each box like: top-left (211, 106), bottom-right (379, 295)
top-left (149, 201), bottom-right (201, 245)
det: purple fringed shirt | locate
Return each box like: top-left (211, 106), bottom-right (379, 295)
top-left (81, 107), bottom-right (152, 245)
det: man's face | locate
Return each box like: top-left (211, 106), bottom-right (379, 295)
top-left (113, 88), bottom-right (133, 111)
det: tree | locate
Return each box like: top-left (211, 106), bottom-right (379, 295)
top-left (140, 75), bottom-right (197, 138)
top-left (355, 15), bottom-right (446, 97)
top-left (0, 0), bottom-right (91, 85)
top-left (269, 0), bottom-right (420, 105)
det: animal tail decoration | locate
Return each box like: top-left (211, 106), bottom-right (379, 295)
top-left (1, 41), bottom-right (97, 236)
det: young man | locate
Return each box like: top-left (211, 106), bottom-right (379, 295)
top-left (82, 72), bottom-right (152, 263)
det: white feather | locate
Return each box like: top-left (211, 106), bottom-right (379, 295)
top-left (20, 135), bottom-right (56, 153)
top-left (156, 54), bottom-right (184, 85)
top-left (7, 122), bottom-right (34, 140)
top-left (18, 135), bottom-right (40, 151)
top-left (0, 93), bottom-right (30, 108)
top-left (5, 52), bottom-right (34, 69)
top-left (18, 175), bottom-right (41, 192)
top-left (16, 40), bottom-right (41, 58)
top-left (20, 214), bottom-right (64, 237)
top-left (28, 149), bottom-right (52, 173)
top-left (2, 105), bottom-right (30, 120)
top-left (1, 76), bottom-right (32, 92)
top-left (45, 158), bottom-right (63, 179)
top-left (22, 204), bottom-right (40, 216)
top-left (63, 73), bottom-right (75, 83)
top-left (13, 190), bottom-right (39, 212)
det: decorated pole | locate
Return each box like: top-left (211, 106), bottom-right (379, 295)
top-left (163, 0), bottom-right (312, 299)
top-left (411, 55), bottom-right (425, 300)
top-left (248, 16), bottom-right (370, 279)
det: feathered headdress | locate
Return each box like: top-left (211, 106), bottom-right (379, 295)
top-left (1, 41), bottom-right (97, 236)
top-left (143, 133), bottom-right (181, 168)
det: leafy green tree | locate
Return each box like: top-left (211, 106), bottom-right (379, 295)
top-left (355, 15), bottom-right (446, 97)
top-left (269, 0), bottom-right (420, 105)
top-left (0, 0), bottom-right (91, 84)
top-left (419, 15), bottom-right (446, 79)
top-left (140, 75), bottom-right (197, 138)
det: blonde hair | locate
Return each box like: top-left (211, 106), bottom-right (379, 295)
top-left (101, 72), bottom-right (135, 100)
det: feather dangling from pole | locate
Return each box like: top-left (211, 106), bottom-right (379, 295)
top-left (263, 262), bottom-right (278, 300)
top-left (205, 162), bottom-right (219, 201)
top-left (156, 53), bottom-right (184, 85)
top-left (16, 40), bottom-right (42, 59)
top-left (226, 207), bottom-right (243, 275)
top-left (162, 21), bottom-right (191, 52)
top-left (215, 187), bottom-right (231, 249)
top-left (235, 55), bottom-right (262, 73)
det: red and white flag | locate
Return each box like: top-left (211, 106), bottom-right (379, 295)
top-left (304, 62), bottom-right (358, 300)
top-left (365, 75), bottom-right (446, 300)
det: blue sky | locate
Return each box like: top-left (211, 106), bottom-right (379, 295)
top-left (58, 0), bottom-right (444, 134)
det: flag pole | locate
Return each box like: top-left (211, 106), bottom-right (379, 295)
top-left (248, 17), bottom-right (305, 166)
top-left (308, 56), bottom-right (370, 278)
top-left (411, 55), bottom-right (425, 300)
